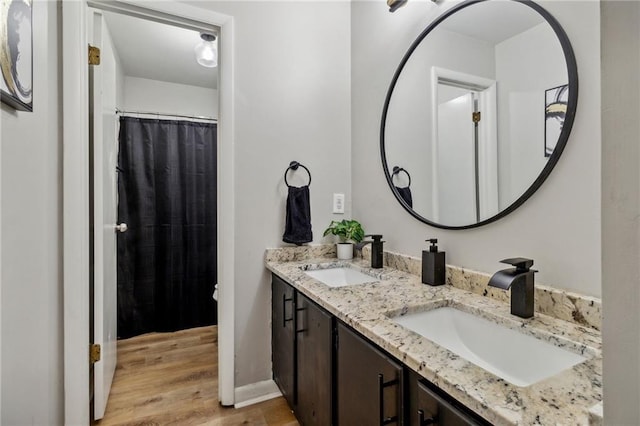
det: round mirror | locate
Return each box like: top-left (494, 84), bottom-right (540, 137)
top-left (381, 0), bottom-right (577, 229)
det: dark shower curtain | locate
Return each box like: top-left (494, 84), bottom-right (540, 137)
top-left (117, 116), bottom-right (217, 339)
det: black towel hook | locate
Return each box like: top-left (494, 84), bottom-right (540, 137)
top-left (284, 161), bottom-right (312, 187)
top-left (392, 166), bottom-right (411, 187)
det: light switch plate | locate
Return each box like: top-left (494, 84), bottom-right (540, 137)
top-left (333, 193), bottom-right (345, 214)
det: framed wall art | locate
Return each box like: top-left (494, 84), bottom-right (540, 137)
top-left (1, 0), bottom-right (33, 112)
top-left (544, 84), bottom-right (568, 157)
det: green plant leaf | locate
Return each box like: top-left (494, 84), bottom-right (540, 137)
top-left (323, 219), bottom-right (365, 243)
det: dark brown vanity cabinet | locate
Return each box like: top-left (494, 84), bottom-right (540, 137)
top-left (296, 292), bottom-right (333, 426)
top-left (336, 322), bottom-right (404, 425)
top-left (272, 274), bottom-right (296, 408)
top-left (407, 371), bottom-right (490, 426)
top-left (271, 275), bottom-right (332, 425)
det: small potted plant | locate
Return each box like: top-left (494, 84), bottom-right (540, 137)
top-left (323, 219), bottom-right (365, 260)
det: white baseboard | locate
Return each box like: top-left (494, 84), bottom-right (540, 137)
top-left (234, 379), bottom-right (282, 408)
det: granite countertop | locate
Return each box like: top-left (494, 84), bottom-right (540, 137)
top-left (265, 247), bottom-right (602, 425)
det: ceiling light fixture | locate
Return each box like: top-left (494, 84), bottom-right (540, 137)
top-left (387, 0), bottom-right (437, 12)
top-left (387, 0), bottom-right (407, 12)
top-left (195, 33), bottom-right (218, 68)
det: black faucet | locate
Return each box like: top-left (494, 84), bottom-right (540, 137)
top-left (355, 234), bottom-right (384, 268)
top-left (488, 258), bottom-right (537, 319)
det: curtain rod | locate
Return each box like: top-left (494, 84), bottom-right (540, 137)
top-left (116, 109), bottom-right (217, 122)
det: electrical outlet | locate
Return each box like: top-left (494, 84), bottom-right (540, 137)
top-left (333, 193), bottom-right (345, 214)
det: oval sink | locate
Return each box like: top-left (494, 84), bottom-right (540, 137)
top-left (304, 267), bottom-right (378, 287)
top-left (392, 307), bottom-right (588, 387)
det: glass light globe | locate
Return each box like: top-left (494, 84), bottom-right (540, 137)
top-left (195, 33), bottom-right (218, 68)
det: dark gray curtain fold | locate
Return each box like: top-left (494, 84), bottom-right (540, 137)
top-left (117, 116), bottom-right (217, 339)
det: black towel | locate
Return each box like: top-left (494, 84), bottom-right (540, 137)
top-left (283, 185), bottom-right (312, 245)
top-left (395, 186), bottom-right (413, 208)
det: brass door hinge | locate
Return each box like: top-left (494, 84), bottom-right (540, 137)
top-left (90, 343), bottom-right (101, 364)
top-left (472, 111), bottom-right (481, 124)
top-left (88, 45), bottom-right (101, 66)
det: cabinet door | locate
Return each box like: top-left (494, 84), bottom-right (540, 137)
top-left (337, 322), bottom-right (403, 425)
top-left (296, 293), bottom-right (333, 426)
top-left (409, 370), bottom-right (489, 426)
top-left (272, 275), bottom-right (296, 408)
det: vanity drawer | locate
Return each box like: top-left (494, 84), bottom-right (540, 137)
top-left (408, 370), bottom-right (490, 426)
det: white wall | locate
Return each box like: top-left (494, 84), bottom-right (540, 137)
top-left (123, 76), bottom-right (218, 118)
top-left (352, 0), bottom-right (601, 297)
top-left (495, 22), bottom-right (567, 209)
top-left (0, 0), bottom-right (63, 424)
top-left (187, 1), bottom-right (352, 388)
top-left (601, 1), bottom-right (640, 422)
top-left (115, 39), bottom-right (125, 110)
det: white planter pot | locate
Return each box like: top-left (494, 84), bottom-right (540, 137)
top-left (337, 243), bottom-right (354, 260)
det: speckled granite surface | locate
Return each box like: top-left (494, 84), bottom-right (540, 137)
top-left (265, 245), bottom-right (603, 425)
top-left (364, 247), bottom-right (602, 331)
top-left (265, 244), bottom-right (336, 262)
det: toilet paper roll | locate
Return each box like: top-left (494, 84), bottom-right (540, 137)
top-left (213, 284), bottom-right (219, 301)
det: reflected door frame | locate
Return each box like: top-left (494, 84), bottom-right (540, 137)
top-left (61, 1), bottom-right (236, 423)
top-left (430, 66), bottom-right (499, 223)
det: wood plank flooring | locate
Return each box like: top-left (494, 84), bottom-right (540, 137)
top-left (97, 325), bottom-right (299, 426)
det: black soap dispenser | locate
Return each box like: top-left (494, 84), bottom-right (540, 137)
top-left (368, 234), bottom-right (384, 269)
top-left (422, 239), bottom-right (445, 286)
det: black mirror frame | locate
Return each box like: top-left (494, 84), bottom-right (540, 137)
top-left (380, 0), bottom-right (578, 230)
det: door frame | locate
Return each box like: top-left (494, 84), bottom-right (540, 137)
top-left (430, 66), bottom-right (498, 222)
top-left (61, 1), bottom-right (236, 423)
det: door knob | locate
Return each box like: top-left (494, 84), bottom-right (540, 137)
top-left (115, 223), bottom-right (128, 233)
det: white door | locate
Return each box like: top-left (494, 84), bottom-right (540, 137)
top-left (89, 9), bottom-right (119, 420)
top-left (437, 92), bottom-right (477, 226)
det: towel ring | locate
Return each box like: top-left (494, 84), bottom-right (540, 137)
top-left (392, 166), bottom-right (411, 187)
top-left (284, 161), bottom-right (312, 187)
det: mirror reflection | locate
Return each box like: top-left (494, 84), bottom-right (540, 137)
top-left (383, 0), bottom-right (575, 228)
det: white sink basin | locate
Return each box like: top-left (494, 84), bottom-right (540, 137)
top-left (304, 267), bottom-right (378, 287)
top-left (392, 307), bottom-right (587, 387)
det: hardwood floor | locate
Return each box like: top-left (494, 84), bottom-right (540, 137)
top-left (97, 325), bottom-right (299, 426)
